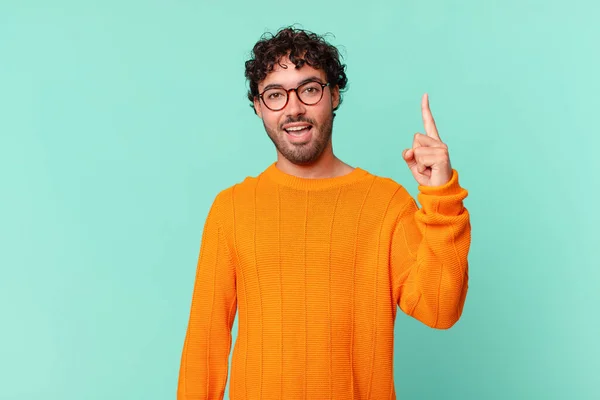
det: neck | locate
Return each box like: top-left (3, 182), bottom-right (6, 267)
top-left (275, 141), bottom-right (352, 179)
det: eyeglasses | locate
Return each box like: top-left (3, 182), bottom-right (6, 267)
top-left (258, 81), bottom-right (330, 111)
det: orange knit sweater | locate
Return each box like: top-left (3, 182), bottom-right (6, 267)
top-left (177, 162), bottom-right (471, 400)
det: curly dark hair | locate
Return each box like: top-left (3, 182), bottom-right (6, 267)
top-left (244, 26), bottom-right (348, 116)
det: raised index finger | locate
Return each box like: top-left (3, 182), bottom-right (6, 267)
top-left (422, 93), bottom-right (441, 141)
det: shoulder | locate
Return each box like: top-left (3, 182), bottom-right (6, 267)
top-left (361, 167), bottom-right (414, 203)
top-left (208, 166), bottom-right (267, 214)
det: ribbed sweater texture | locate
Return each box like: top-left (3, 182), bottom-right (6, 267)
top-left (177, 162), bottom-right (471, 399)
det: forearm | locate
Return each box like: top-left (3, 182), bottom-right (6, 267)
top-left (177, 295), bottom-right (237, 399)
top-left (393, 169), bottom-right (471, 329)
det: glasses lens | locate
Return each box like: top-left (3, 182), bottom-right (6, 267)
top-left (298, 81), bottom-right (324, 105)
top-left (263, 88), bottom-right (287, 110)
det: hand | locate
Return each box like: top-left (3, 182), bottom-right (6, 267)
top-left (402, 93), bottom-right (452, 187)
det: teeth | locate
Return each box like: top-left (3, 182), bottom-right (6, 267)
top-left (286, 126), bottom-right (309, 131)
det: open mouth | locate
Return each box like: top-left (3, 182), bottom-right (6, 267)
top-left (284, 125), bottom-right (313, 141)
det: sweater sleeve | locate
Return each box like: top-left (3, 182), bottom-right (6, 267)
top-left (391, 169), bottom-right (471, 329)
top-left (177, 193), bottom-right (237, 399)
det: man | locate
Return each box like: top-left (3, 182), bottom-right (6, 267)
top-left (177, 27), bottom-right (471, 400)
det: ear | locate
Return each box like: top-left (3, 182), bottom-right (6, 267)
top-left (331, 85), bottom-right (340, 110)
top-left (253, 97), bottom-right (263, 119)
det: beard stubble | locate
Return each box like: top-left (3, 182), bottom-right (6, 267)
top-left (263, 113), bottom-right (334, 165)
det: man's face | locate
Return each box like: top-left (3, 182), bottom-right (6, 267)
top-left (253, 56), bottom-right (340, 165)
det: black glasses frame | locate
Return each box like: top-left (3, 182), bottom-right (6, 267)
top-left (258, 81), bottom-right (330, 111)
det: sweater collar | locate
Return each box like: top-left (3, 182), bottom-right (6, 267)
top-left (262, 162), bottom-right (370, 191)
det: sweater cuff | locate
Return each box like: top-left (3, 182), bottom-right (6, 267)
top-left (416, 169), bottom-right (468, 217)
top-left (418, 169), bottom-right (462, 195)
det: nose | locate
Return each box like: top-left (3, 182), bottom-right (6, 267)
top-left (285, 89), bottom-right (306, 117)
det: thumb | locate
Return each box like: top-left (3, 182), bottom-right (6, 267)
top-left (403, 148), bottom-right (418, 170)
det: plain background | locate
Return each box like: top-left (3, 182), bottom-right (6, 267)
top-left (1, 1), bottom-right (598, 399)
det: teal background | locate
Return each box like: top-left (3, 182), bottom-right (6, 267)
top-left (1, 0), bottom-right (598, 399)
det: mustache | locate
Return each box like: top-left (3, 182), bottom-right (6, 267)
top-left (280, 117), bottom-right (316, 130)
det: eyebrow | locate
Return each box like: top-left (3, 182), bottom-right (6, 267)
top-left (261, 76), bottom-right (324, 92)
